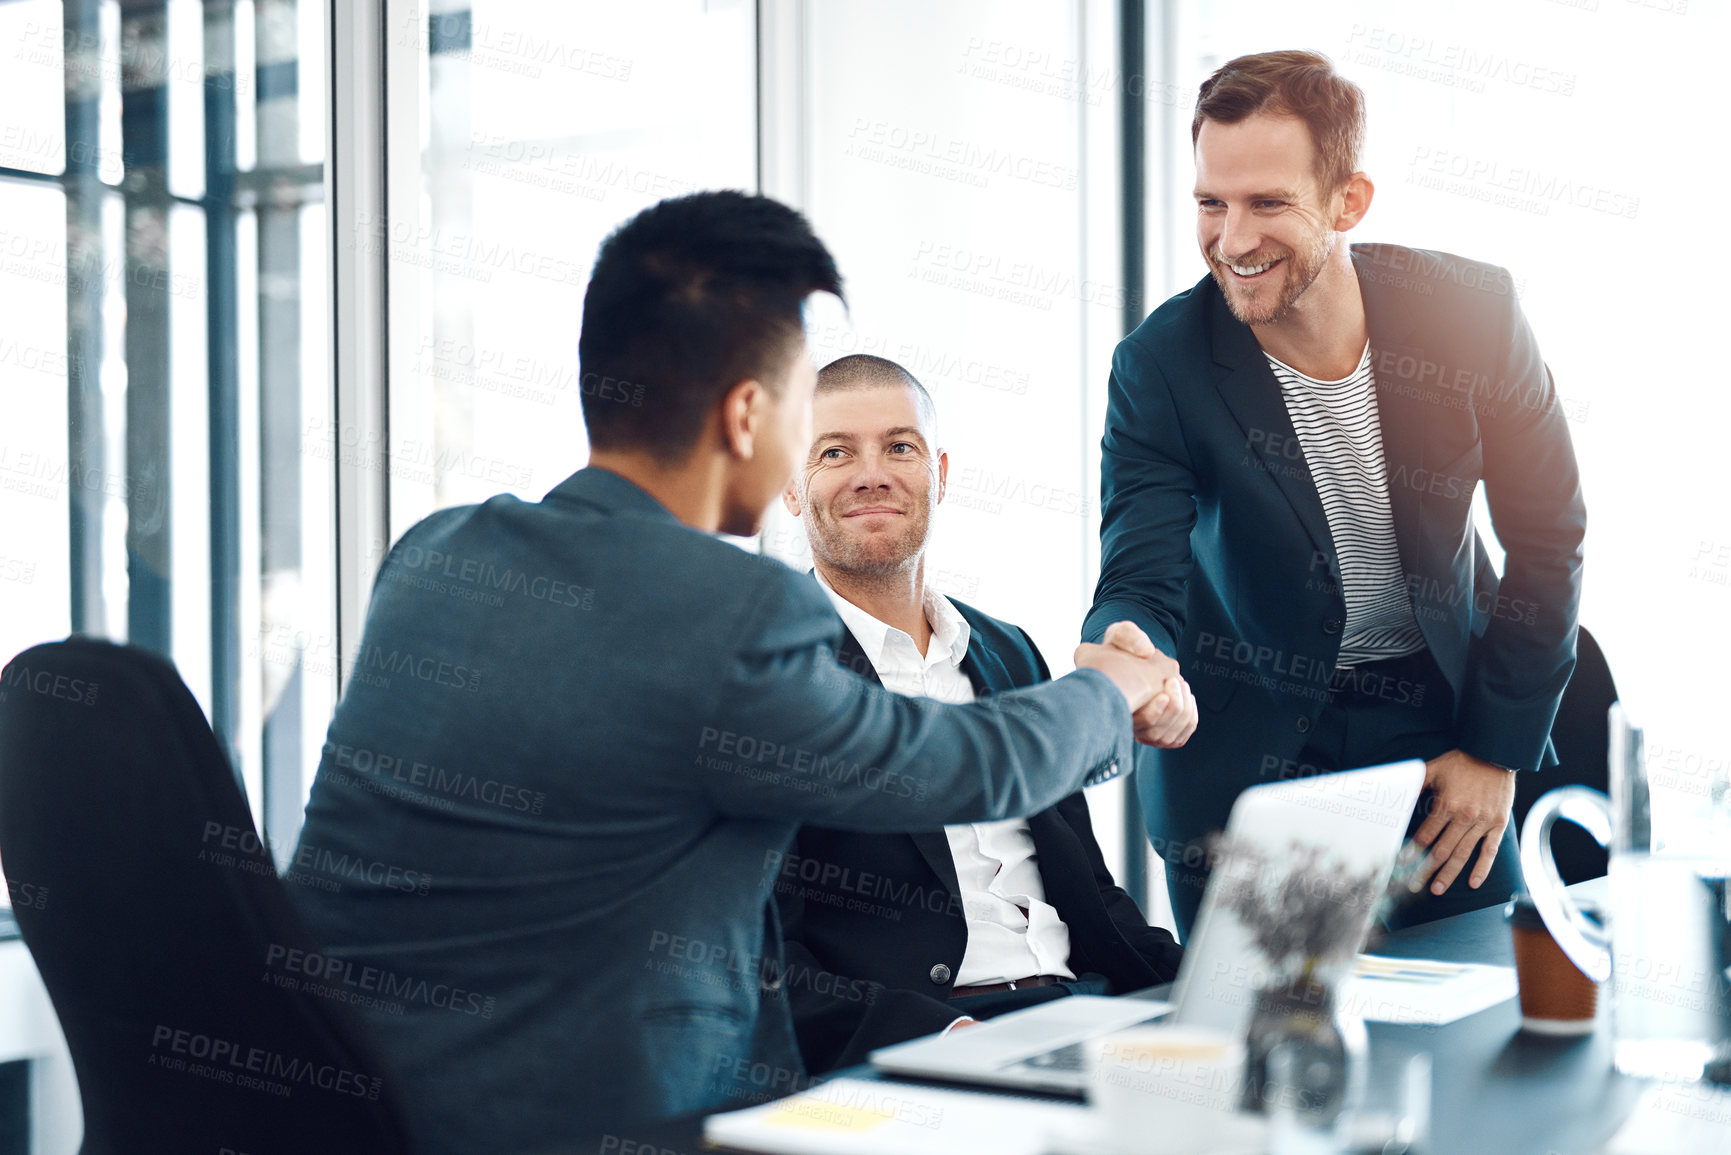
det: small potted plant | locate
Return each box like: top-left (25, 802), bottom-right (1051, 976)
top-left (1209, 836), bottom-right (1386, 1121)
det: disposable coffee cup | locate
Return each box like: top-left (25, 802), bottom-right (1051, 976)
top-left (1506, 892), bottom-right (1601, 1035)
top-left (1086, 1024), bottom-right (1261, 1154)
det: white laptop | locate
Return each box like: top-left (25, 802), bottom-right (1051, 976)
top-left (868, 760), bottom-right (1426, 1096)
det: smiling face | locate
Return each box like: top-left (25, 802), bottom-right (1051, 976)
top-left (1194, 112), bottom-right (1351, 328)
top-left (784, 381), bottom-right (946, 581)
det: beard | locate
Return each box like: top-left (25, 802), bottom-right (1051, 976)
top-left (807, 499), bottom-right (933, 582)
top-left (1210, 226), bottom-right (1335, 327)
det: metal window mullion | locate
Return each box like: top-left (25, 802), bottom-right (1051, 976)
top-left (257, 0), bottom-right (311, 848)
top-left (64, 0), bottom-right (108, 639)
top-left (207, 0), bottom-right (243, 778)
top-left (327, 0), bottom-right (391, 691)
top-left (120, 0), bottom-right (174, 656)
top-left (1113, 0), bottom-right (1151, 911)
top-left (755, 0), bottom-right (808, 208)
top-left (1153, 0), bottom-right (1180, 303)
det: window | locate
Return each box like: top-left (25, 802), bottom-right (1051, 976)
top-left (0, 0), bottom-right (333, 858)
top-left (385, 0), bottom-right (757, 540)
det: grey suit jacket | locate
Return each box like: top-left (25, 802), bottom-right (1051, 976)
top-left (289, 466), bottom-right (1131, 1154)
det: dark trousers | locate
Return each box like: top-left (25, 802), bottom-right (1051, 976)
top-left (1168, 648), bottom-right (1521, 936)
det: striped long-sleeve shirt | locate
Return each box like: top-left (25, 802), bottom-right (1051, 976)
top-left (1267, 344), bottom-right (1427, 666)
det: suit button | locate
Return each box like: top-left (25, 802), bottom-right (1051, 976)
top-left (1322, 617), bottom-right (1343, 635)
top-left (762, 970), bottom-right (782, 992)
top-left (929, 964), bottom-right (952, 985)
top-left (1295, 716), bottom-right (1311, 734)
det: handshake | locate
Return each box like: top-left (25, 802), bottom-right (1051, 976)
top-left (1074, 622), bottom-right (1198, 749)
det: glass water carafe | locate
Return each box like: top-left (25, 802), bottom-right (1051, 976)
top-left (1521, 703), bottom-right (1731, 1083)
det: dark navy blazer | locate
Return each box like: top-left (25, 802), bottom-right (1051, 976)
top-left (775, 597), bottom-right (1184, 1073)
top-left (1083, 245), bottom-right (1586, 889)
top-left (289, 467), bottom-right (1133, 1153)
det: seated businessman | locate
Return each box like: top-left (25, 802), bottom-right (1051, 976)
top-left (287, 192), bottom-right (1187, 1153)
top-left (774, 354), bottom-right (1188, 1074)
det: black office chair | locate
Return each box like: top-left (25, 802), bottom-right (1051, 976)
top-left (0, 638), bottom-right (412, 1154)
top-left (1513, 625), bottom-right (1617, 886)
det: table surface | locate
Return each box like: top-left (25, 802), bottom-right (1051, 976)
top-left (576, 879), bottom-right (1647, 1155)
top-left (1355, 876), bottom-right (1642, 1155)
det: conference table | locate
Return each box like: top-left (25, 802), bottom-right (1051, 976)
top-left (578, 879), bottom-right (1665, 1155)
top-left (1345, 876), bottom-right (1643, 1155)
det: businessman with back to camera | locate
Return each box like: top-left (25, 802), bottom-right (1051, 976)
top-left (1083, 50), bottom-right (1586, 935)
top-left (772, 354), bottom-right (1186, 1075)
top-left (288, 191), bottom-right (1189, 1153)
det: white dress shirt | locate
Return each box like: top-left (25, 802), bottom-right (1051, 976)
top-left (816, 575), bottom-right (1076, 987)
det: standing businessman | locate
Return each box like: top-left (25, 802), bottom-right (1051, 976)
top-left (1083, 51), bottom-right (1586, 933)
top-left (289, 192), bottom-right (1181, 1154)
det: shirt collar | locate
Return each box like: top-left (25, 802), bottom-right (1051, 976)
top-left (814, 570), bottom-right (971, 671)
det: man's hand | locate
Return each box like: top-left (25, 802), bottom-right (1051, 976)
top-left (1102, 621), bottom-right (1197, 748)
top-left (1412, 749), bottom-right (1517, 896)
top-left (1074, 639), bottom-right (1160, 714)
top-left (1074, 621), bottom-right (1199, 749)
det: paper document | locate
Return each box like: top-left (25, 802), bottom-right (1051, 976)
top-left (1345, 954), bottom-right (1518, 1026)
top-left (1601, 1081), bottom-right (1731, 1153)
top-left (702, 1076), bottom-right (1092, 1155)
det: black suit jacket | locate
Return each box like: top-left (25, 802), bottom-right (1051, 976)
top-left (773, 595), bottom-right (1183, 1073)
top-left (1082, 245), bottom-right (1586, 896)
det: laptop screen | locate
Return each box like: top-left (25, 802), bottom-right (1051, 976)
top-left (1169, 760), bottom-right (1425, 1036)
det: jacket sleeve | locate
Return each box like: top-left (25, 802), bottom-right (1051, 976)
top-left (1082, 337), bottom-right (1200, 655)
top-left (697, 569), bottom-right (1133, 830)
top-left (1455, 284), bottom-right (1587, 773)
top-left (772, 840), bottom-right (963, 1075)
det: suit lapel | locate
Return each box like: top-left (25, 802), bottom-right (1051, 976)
top-left (1207, 287), bottom-right (1337, 564)
top-left (955, 625), bottom-right (1053, 914)
top-left (960, 632), bottom-right (1013, 697)
top-left (1023, 810), bottom-right (1082, 908)
top-left (1025, 801), bottom-right (1155, 984)
top-left (908, 831), bottom-right (961, 898)
top-left (831, 624), bottom-right (962, 896)
top-left (831, 625), bottom-right (878, 689)
top-left (1354, 247), bottom-right (1426, 545)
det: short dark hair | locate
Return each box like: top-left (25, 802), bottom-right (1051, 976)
top-left (578, 191), bottom-right (843, 460)
top-left (1192, 50), bottom-right (1365, 193)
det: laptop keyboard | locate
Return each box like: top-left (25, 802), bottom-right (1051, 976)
top-left (1017, 1042), bottom-right (1086, 1072)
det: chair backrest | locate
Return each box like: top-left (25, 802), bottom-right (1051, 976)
top-left (1514, 625), bottom-right (1617, 885)
top-left (0, 639), bottom-right (411, 1155)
